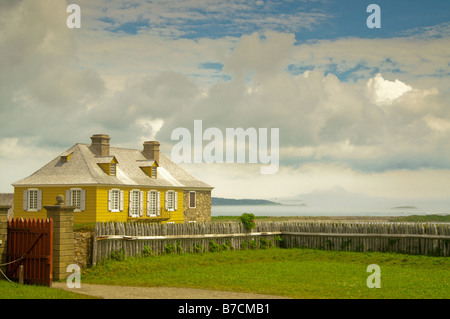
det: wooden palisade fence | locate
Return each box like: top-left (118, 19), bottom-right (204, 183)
top-left (93, 221), bottom-right (450, 264)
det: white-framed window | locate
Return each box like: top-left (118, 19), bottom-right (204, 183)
top-left (129, 189), bottom-right (143, 218)
top-left (28, 189), bottom-right (38, 210)
top-left (110, 163), bottom-right (116, 176)
top-left (108, 189), bottom-right (124, 212)
top-left (165, 190), bottom-right (178, 212)
top-left (72, 189), bottom-right (81, 209)
top-left (147, 190), bottom-right (160, 217)
top-left (189, 191), bottom-right (196, 208)
top-left (23, 189), bottom-right (42, 212)
top-left (65, 188), bottom-right (86, 212)
top-left (151, 167), bottom-right (157, 179)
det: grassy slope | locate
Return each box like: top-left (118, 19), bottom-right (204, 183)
top-left (81, 248), bottom-right (450, 299)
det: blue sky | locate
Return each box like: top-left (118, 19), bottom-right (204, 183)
top-left (94, 0), bottom-right (450, 40)
top-left (0, 0), bottom-right (449, 211)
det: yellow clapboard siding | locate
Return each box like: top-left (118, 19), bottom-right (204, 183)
top-left (95, 186), bottom-right (128, 222)
top-left (96, 187), bottom-right (184, 223)
top-left (14, 186), bottom-right (185, 224)
top-left (13, 186), bottom-right (97, 224)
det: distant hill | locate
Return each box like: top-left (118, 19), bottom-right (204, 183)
top-left (212, 197), bottom-right (281, 206)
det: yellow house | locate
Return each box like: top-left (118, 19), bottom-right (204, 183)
top-left (12, 134), bottom-right (213, 224)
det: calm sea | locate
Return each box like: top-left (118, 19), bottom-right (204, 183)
top-left (211, 205), bottom-right (449, 217)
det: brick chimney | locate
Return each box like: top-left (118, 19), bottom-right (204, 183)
top-left (91, 134), bottom-right (111, 156)
top-left (142, 141), bottom-right (160, 163)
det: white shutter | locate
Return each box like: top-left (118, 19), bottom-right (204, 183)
top-left (80, 190), bottom-right (86, 211)
top-left (165, 191), bottom-right (168, 211)
top-left (108, 190), bottom-right (112, 211)
top-left (174, 192), bottom-right (178, 211)
top-left (119, 191), bottom-right (124, 211)
top-left (146, 191), bottom-right (151, 216)
top-left (37, 190), bottom-right (42, 211)
top-left (139, 191), bottom-right (144, 217)
top-left (23, 190), bottom-right (28, 211)
top-left (128, 191), bottom-right (133, 217)
top-left (65, 190), bottom-right (71, 206)
top-left (157, 192), bottom-right (161, 216)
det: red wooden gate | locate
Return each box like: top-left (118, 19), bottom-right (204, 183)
top-left (7, 218), bottom-right (53, 286)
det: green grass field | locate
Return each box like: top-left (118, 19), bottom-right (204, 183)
top-left (81, 248), bottom-right (450, 299)
top-left (0, 280), bottom-right (96, 299)
top-left (1, 247), bottom-right (448, 299)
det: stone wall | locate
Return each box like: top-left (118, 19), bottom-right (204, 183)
top-left (74, 232), bottom-right (94, 269)
top-left (0, 206), bottom-right (10, 272)
top-left (0, 194), bottom-right (13, 218)
top-left (183, 190), bottom-right (211, 223)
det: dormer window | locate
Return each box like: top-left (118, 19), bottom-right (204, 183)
top-left (60, 151), bottom-right (73, 163)
top-left (96, 156), bottom-right (118, 176)
top-left (138, 160), bottom-right (158, 179)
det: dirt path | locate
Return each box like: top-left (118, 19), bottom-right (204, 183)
top-left (52, 282), bottom-right (290, 299)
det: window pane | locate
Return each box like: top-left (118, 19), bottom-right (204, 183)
top-left (166, 191), bottom-right (174, 210)
top-left (189, 192), bottom-right (195, 208)
top-left (112, 190), bottom-right (119, 210)
top-left (28, 190), bottom-right (38, 210)
top-left (149, 191), bottom-right (156, 214)
top-left (71, 190), bottom-right (81, 210)
top-left (131, 191), bottom-right (139, 216)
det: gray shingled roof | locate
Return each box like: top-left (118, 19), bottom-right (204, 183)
top-left (12, 144), bottom-right (213, 189)
top-left (0, 193), bottom-right (14, 217)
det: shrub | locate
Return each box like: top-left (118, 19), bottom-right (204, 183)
top-left (209, 240), bottom-right (221, 252)
top-left (274, 236), bottom-right (284, 247)
top-left (259, 237), bottom-right (273, 249)
top-left (142, 245), bottom-right (154, 257)
top-left (193, 242), bottom-right (205, 253)
top-left (239, 213), bottom-right (256, 230)
top-left (176, 241), bottom-right (183, 254)
top-left (248, 239), bottom-right (258, 250)
top-left (109, 249), bottom-right (126, 261)
top-left (165, 243), bottom-right (175, 254)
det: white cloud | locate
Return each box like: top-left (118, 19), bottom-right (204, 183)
top-left (1, 0), bottom-right (450, 203)
top-left (366, 73), bottom-right (412, 105)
